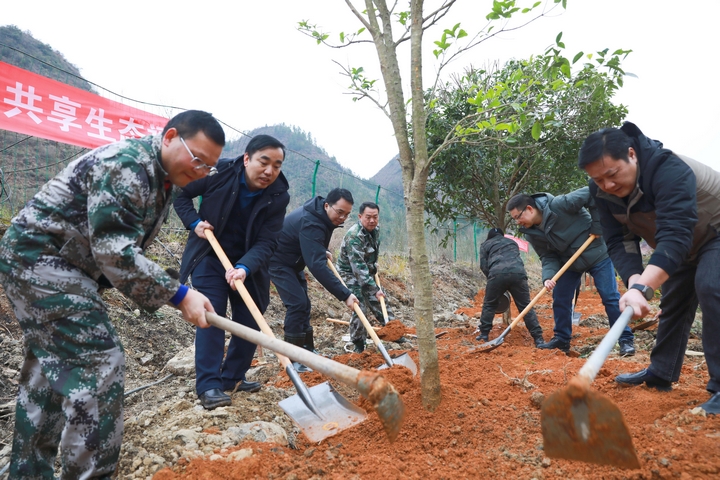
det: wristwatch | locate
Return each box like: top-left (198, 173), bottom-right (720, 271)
top-left (629, 284), bottom-right (654, 300)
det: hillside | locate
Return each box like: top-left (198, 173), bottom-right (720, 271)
top-left (370, 154), bottom-right (404, 198)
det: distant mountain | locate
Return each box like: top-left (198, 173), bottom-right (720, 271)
top-left (370, 154), bottom-right (403, 198)
top-left (0, 25), bottom-right (94, 92)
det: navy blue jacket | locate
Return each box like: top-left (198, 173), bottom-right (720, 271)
top-left (174, 156), bottom-right (290, 310)
top-left (270, 196), bottom-right (351, 301)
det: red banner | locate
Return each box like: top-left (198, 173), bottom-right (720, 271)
top-left (505, 234), bottom-right (529, 253)
top-left (1, 61), bottom-right (168, 149)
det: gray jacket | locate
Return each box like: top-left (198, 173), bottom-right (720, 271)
top-left (520, 187), bottom-right (608, 282)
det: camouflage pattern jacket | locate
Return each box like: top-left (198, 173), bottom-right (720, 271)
top-left (337, 221), bottom-right (381, 293)
top-left (480, 235), bottom-right (527, 278)
top-left (0, 134), bottom-right (180, 312)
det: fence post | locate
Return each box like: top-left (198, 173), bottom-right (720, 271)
top-left (473, 221), bottom-right (478, 263)
top-left (375, 185), bottom-right (381, 204)
top-left (453, 220), bottom-right (458, 262)
top-left (311, 160), bottom-right (320, 197)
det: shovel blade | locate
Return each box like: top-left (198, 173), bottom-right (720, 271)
top-left (377, 353), bottom-right (418, 376)
top-left (541, 385), bottom-right (640, 469)
top-left (279, 382), bottom-right (367, 443)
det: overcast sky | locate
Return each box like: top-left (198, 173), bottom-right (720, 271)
top-left (3, 0), bottom-right (719, 179)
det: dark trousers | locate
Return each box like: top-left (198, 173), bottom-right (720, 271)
top-left (650, 236), bottom-right (720, 393)
top-left (552, 257), bottom-right (633, 344)
top-left (192, 256), bottom-right (259, 396)
top-left (478, 273), bottom-right (543, 339)
top-left (269, 264), bottom-right (311, 335)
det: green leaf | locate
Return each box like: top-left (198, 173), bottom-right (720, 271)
top-left (555, 32), bottom-right (563, 45)
top-left (531, 121), bottom-right (542, 140)
top-left (340, 32), bottom-right (345, 43)
top-left (358, 27), bottom-right (366, 34)
top-left (572, 51), bottom-right (584, 64)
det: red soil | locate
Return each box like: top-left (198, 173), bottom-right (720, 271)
top-left (155, 289), bottom-right (720, 479)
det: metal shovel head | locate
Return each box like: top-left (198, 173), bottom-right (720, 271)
top-left (473, 334), bottom-right (505, 353)
top-left (495, 291), bottom-right (511, 313)
top-left (279, 381), bottom-right (367, 443)
top-left (377, 353), bottom-right (418, 376)
top-left (541, 381), bottom-right (640, 469)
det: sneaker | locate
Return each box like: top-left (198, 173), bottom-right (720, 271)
top-left (537, 337), bottom-right (570, 353)
top-left (615, 368), bottom-right (672, 391)
top-left (619, 340), bottom-right (636, 357)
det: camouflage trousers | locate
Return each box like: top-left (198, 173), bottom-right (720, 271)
top-left (0, 255), bottom-right (124, 480)
top-left (348, 284), bottom-right (395, 342)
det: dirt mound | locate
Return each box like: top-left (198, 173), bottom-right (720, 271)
top-left (377, 320), bottom-right (407, 342)
top-left (3, 259), bottom-right (720, 479)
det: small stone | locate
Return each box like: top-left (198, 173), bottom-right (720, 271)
top-left (209, 454), bottom-right (223, 461)
top-left (541, 457), bottom-right (552, 468)
top-left (227, 448), bottom-right (253, 462)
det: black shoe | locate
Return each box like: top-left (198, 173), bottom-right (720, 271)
top-left (353, 339), bottom-right (365, 353)
top-left (700, 392), bottom-right (720, 415)
top-left (199, 388), bottom-right (232, 410)
top-left (533, 335), bottom-right (545, 348)
top-left (615, 368), bottom-right (672, 391)
top-left (476, 334), bottom-right (489, 342)
top-left (619, 340), bottom-right (636, 357)
top-left (233, 380), bottom-right (262, 393)
top-left (285, 332), bottom-right (314, 373)
top-left (537, 337), bottom-right (570, 352)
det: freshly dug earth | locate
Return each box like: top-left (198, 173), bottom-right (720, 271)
top-left (1, 257), bottom-right (718, 480)
top-left (377, 320), bottom-right (407, 342)
top-left (155, 289), bottom-right (719, 479)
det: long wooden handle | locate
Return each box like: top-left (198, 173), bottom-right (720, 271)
top-left (206, 312), bottom-right (361, 385)
top-left (326, 317), bottom-right (381, 331)
top-left (375, 273), bottom-right (390, 323)
top-left (204, 229), bottom-right (292, 369)
top-left (577, 307), bottom-right (634, 385)
top-left (508, 234), bottom-right (598, 331)
top-left (327, 260), bottom-right (394, 366)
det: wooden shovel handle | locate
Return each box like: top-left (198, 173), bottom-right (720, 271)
top-left (204, 229), bottom-right (292, 369)
top-left (327, 260), bottom-right (394, 365)
top-left (375, 273), bottom-right (390, 323)
top-left (326, 317), bottom-right (380, 331)
top-left (508, 234), bottom-right (598, 331)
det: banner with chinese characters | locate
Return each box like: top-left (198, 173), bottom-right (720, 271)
top-left (1, 61), bottom-right (168, 149)
top-left (505, 234), bottom-right (529, 253)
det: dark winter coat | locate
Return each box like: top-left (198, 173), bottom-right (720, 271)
top-left (480, 235), bottom-right (527, 278)
top-left (590, 121), bottom-right (720, 285)
top-left (174, 156), bottom-right (290, 310)
top-left (269, 196), bottom-right (351, 301)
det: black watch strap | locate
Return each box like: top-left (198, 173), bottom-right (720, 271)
top-left (630, 284), bottom-right (654, 300)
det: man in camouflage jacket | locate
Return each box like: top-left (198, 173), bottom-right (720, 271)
top-left (476, 228), bottom-right (544, 346)
top-left (337, 202), bottom-right (395, 352)
top-left (0, 110), bottom-right (224, 479)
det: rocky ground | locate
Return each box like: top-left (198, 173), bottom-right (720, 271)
top-left (1, 250), bottom-right (719, 479)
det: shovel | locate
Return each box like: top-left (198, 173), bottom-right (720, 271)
top-left (631, 309), bottom-right (660, 332)
top-left (204, 230), bottom-right (367, 442)
top-left (205, 312), bottom-right (405, 442)
top-left (328, 260), bottom-right (418, 376)
top-left (475, 234), bottom-right (598, 353)
top-left (541, 307), bottom-right (641, 469)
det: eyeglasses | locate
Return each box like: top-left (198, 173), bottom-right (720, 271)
top-left (511, 205), bottom-right (527, 221)
top-left (180, 137), bottom-right (217, 176)
top-left (329, 204), bottom-right (351, 219)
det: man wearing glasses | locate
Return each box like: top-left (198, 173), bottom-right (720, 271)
top-left (174, 134), bottom-right (289, 409)
top-left (337, 201), bottom-right (395, 353)
top-left (269, 188), bottom-right (359, 371)
top-left (0, 110), bottom-right (224, 479)
top-left (507, 187), bottom-right (635, 355)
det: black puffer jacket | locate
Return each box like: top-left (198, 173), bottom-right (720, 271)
top-left (590, 121), bottom-right (720, 285)
top-left (174, 156), bottom-right (290, 310)
top-left (270, 196), bottom-right (351, 302)
top-left (480, 235), bottom-right (526, 278)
